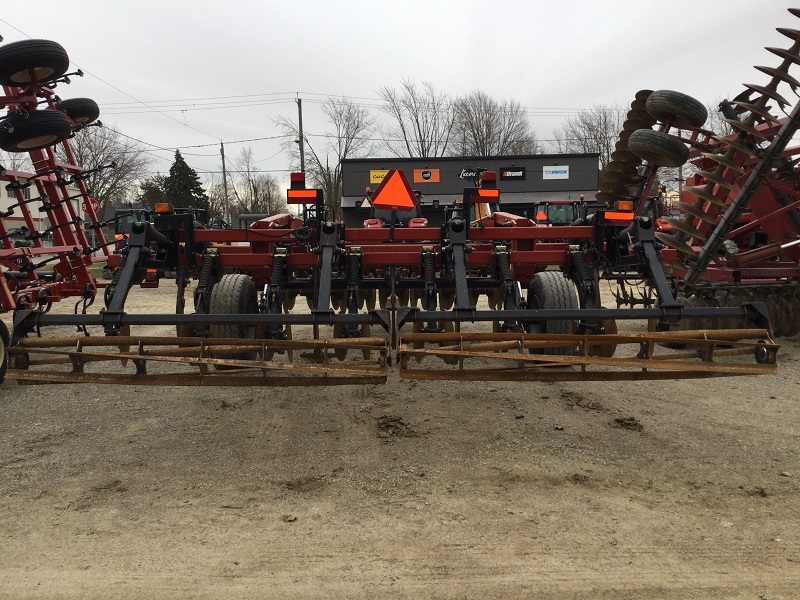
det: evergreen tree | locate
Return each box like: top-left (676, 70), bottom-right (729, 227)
top-left (164, 150), bottom-right (209, 211)
top-left (138, 174), bottom-right (167, 207)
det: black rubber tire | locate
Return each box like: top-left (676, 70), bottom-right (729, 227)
top-left (210, 274), bottom-right (258, 339)
top-left (527, 271), bottom-right (579, 355)
top-left (209, 274), bottom-right (258, 367)
top-left (0, 39), bottom-right (70, 86)
top-left (0, 110), bottom-right (73, 152)
top-left (645, 89), bottom-right (708, 129)
top-left (0, 320), bottom-right (9, 384)
top-left (628, 129), bottom-right (689, 168)
top-left (58, 98), bottom-right (100, 125)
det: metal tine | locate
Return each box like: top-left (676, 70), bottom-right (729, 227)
top-left (699, 152), bottom-right (748, 174)
top-left (663, 217), bottom-right (708, 241)
top-left (730, 100), bottom-right (782, 124)
top-left (754, 65), bottom-right (800, 90)
top-left (693, 168), bottom-right (736, 191)
top-left (655, 232), bottom-right (698, 256)
top-left (682, 184), bottom-right (729, 208)
top-left (723, 118), bottom-right (771, 141)
top-left (674, 201), bottom-right (719, 225)
top-left (742, 82), bottom-right (790, 107)
top-left (777, 27), bottom-right (800, 42)
top-left (766, 47), bottom-right (800, 69)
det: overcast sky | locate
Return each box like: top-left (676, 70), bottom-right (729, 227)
top-left (2, 1), bottom-right (796, 187)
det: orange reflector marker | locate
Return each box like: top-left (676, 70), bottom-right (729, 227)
top-left (605, 211), bottom-right (635, 225)
top-left (371, 169), bottom-right (417, 211)
top-left (616, 200), bottom-right (634, 211)
top-left (287, 189), bottom-right (319, 204)
top-left (141, 268), bottom-right (160, 288)
top-left (154, 202), bottom-right (173, 214)
top-left (476, 188), bottom-right (500, 200)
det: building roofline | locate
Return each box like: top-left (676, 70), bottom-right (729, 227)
top-left (341, 153), bottom-right (600, 164)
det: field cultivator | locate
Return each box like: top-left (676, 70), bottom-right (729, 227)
top-left (0, 35), bottom-right (784, 386)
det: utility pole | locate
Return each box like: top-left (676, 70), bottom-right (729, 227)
top-left (297, 97), bottom-right (305, 173)
top-left (220, 141), bottom-right (231, 225)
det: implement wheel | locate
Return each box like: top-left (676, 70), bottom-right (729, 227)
top-left (210, 274), bottom-right (258, 365)
top-left (0, 321), bottom-right (9, 384)
top-left (58, 97), bottom-right (100, 125)
top-left (0, 39), bottom-right (69, 86)
top-left (0, 110), bottom-right (73, 152)
top-left (527, 271), bottom-right (579, 355)
top-left (628, 129), bottom-right (689, 168)
top-left (645, 89), bottom-right (708, 129)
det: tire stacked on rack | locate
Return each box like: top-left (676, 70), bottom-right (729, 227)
top-left (0, 39), bottom-right (69, 86)
top-left (0, 110), bottom-right (73, 152)
top-left (0, 39), bottom-right (100, 152)
top-left (652, 15), bottom-right (800, 261)
top-left (57, 98), bottom-right (100, 126)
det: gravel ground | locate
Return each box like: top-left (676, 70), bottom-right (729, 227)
top-left (1, 282), bottom-right (798, 599)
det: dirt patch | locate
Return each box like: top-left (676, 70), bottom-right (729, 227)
top-left (1, 284), bottom-right (799, 598)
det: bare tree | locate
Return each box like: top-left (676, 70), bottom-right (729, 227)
top-left (56, 124), bottom-right (151, 214)
top-left (551, 104), bottom-right (624, 170)
top-left (377, 79), bottom-right (455, 158)
top-left (276, 96), bottom-right (374, 217)
top-left (450, 91), bottom-right (538, 156)
top-left (231, 147), bottom-right (285, 217)
top-left (0, 150), bottom-right (32, 172)
top-left (203, 174), bottom-right (229, 223)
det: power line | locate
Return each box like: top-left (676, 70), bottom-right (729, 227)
top-left (0, 18), bottom-right (221, 141)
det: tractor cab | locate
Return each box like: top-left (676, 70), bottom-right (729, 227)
top-left (530, 198), bottom-right (585, 226)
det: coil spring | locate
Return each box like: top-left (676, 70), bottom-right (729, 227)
top-left (497, 251), bottom-right (512, 281)
top-left (347, 252), bottom-right (360, 287)
top-left (271, 253), bottom-right (286, 287)
top-left (104, 266), bottom-right (124, 307)
top-left (571, 252), bottom-right (592, 282)
top-left (423, 251), bottom-right (436, 285)
top-left (198, 252), bottom-right (214, 288)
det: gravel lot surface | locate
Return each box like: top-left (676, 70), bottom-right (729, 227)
top-left (1, 282), bottom-right (798, 598)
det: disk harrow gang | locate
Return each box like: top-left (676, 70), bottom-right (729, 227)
top-left (614, 8), bottom-right (800, 340)
top-left (1, 22), bottom-right (792, 387)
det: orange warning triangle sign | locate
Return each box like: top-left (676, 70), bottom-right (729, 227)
top-left (370, 169), bottom-right (418, 211)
